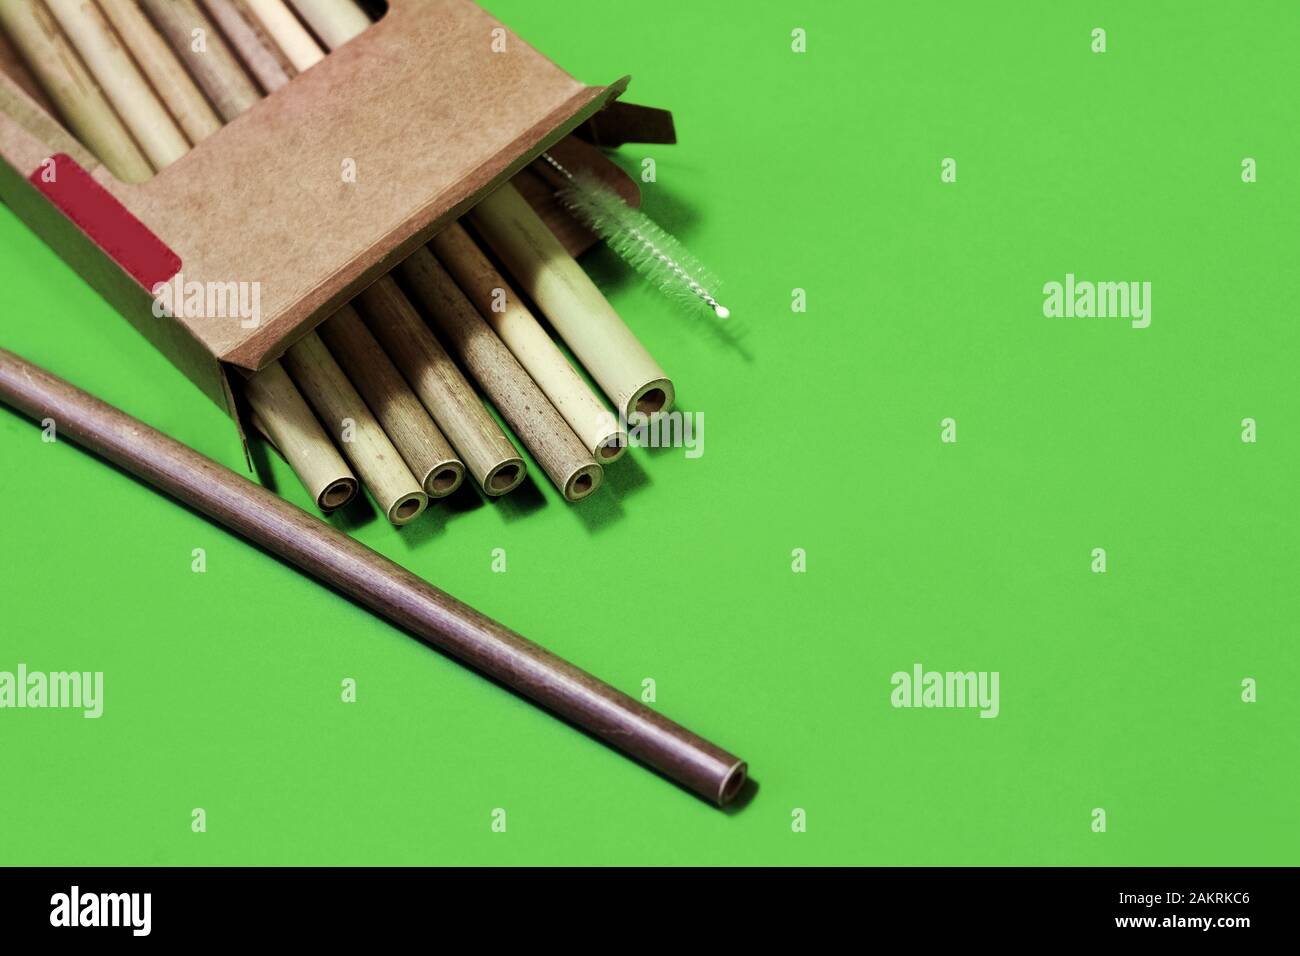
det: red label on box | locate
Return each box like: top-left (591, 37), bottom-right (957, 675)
top-left (28, 154), bottom-right (181, 292)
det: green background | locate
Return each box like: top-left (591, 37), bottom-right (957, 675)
top-left (2, 1), bottom-right (1296, 865)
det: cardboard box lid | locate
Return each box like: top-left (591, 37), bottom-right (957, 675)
top-left (78, 0), bottom-right (626, 372)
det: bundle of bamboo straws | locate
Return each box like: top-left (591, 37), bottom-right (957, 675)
top-left (0, 0), bottom-right (676, 524)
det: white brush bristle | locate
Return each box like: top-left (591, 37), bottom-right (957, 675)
top-left (557, 170), bottom-right (726, 319)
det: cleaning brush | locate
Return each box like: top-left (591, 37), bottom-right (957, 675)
top-left (540, 151), bottom-right (730, 320)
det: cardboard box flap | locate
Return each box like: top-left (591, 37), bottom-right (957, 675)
top-left (89, 0), bottom-right (626, 372)
top-left (0, 0), bottom-right (653, 430)
top-left (578, 100), bottom-right (678, 148)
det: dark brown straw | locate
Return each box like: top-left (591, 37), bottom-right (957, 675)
top-left (0, 347), bottom-right (747, 806)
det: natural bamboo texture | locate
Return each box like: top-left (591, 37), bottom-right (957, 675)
top-left (101, 1), bottom-right (420, 522)
top-left (220, 7), bottom-right (485, 508)
top-left (356, 276), bottom-right (525, 497)
top-left (140, 0), bottom-right (259, 121)
top-left (0, 0), bottom-right (151, 182)
top-left (229, 0), bottom-right (296, 75)
top-left (213, 12), bottom-right (493, 507)
top-left (44, 0), bottom-right (188, 169)
top-left (470, 183), bottom-right (675, 423)
top-left (399, 248), bottom-right (603, 502)
top-left (287, 0), bottom-right (368, 49)
top-left (0, 58), bottom-right (96, 168)
top-left (0, 346), bottom-right (748, 806)
top-left (281, 330), bottom-right (428, 525)
top-left (432, 222), bottom-right (626, 463)
top-left (201, 0), bottom-right (292, 93)
top-left (98, 0), bottom-right (222, 144)
top-left (0, 18), bottom-right (56, 113)
top-left (55, 0), bottom-right (342, 519)
top-left (241, 0), bottom-right (320, 71)
top-left (318, 304), bottom-right (464, 499)
top-left (243, 359), bottom-right (357, 511)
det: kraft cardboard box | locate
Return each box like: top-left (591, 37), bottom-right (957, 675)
top-left (0, 0), bottom-right (667, 441)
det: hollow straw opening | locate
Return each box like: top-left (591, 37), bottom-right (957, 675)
top-left (636, 388), bottom-right (667, 416)
top-left (628, 379), bottom-right (674, 421)
top-left (393, 495), bottom-right (424, 523)
top-left (564, 465), bottom-right (602, 501)
top-left (320, 479), bottom-right (357, 510)
top-left (597, 435), bottom-right (627, 461)
top-left (428, 467), bottom-right (461, 495)
top-left (488, 463), bottom-right (522, 494)
top-left (719, 761), bottom-right (748, 805)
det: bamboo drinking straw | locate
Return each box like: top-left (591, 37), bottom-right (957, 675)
top-left (295, 0), bottom-right (677, 423)
top-left (0, 18), bottom-right (55, 113)
top-left (239, 0), bottom-right (608, 501)
top-left (101, 3), bottom-right (424, 519)
top-left (0, 60), bottom-right (93, 167)
top-left (230, 0), bottom-right (296, 74)
top-left (0, 347), bottom-right (748, 806)
top-left (286, 0), bottom-right (369, 50)
top-left (140, 0), bottom-right (259, 121)
top-left (231, 10), bottom-right (516, 503)
top-left (19, 1), bottom-right (350, 517)
top-left (470, 183), bottom-right (676, 423)
top-left (357, 277), bottom-right (526, 498)
top-left (97, 0), bottom-right (222, 144)
top-left (201, 0), bottom-right (293, 93)
top-left (243, 360), bottom-right (358, 511)
top-left (432, 223), bottom-right (627, 463)
top-left (318, 305), bottom-right (465, 499)
top-left (240, 0), bottom-right (319, 72)
top-left (398, 248), bottom-right (603, 503)
top-left (280, 331), bottom-right (428, 525)
top-left (44, 0), bottom-right (188, 169)
top-left (0, 0), bottom-right (151, 182)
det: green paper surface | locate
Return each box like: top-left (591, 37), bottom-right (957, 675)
top-left (1, 0), bottom-right (1296, 865)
